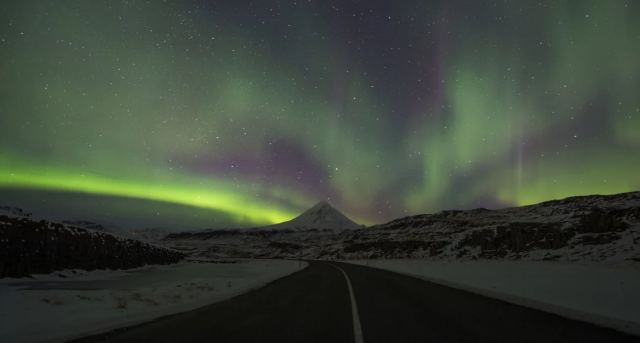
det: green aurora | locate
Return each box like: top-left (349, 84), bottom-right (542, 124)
top-left (0, 1), bottom-right (639, 228)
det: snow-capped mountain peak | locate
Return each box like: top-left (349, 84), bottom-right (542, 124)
top-left (287, 201), bottom-right (360, 230)
top-left (230, 201), bottom-right (362, 232)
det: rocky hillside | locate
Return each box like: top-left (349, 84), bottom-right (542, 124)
top-left (335, 191), bottom-right (640, 261)
top-left (0, 213), bottom-right (185, 278)
top-left (164, 192), bottom-right (640, 262)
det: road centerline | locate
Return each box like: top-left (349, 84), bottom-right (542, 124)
top-left (331, 263), bottom-right (364, 343)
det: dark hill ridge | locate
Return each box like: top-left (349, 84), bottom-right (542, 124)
top-left (0, 214), bottom-right (184, 278)
top-left (343, 191), bottom-right (640, 260)
top-left (164, 191), bottom-right (640, 262)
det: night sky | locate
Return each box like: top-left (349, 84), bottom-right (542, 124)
top-left (1, 1), bottom-right (639, 229)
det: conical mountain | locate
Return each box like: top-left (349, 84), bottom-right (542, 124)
top-left (287, 201), bottom-right (361, 230)
top-left (258, 201), bottom-right (361, 231)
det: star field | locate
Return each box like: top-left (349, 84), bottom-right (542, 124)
top-left (0, 1), bottom-right (639, 228)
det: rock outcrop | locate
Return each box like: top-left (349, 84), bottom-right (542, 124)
top-left (0, 215), bottom-right (184, 278)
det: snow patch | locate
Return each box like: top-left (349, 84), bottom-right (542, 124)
top-left (0, 259), bottom-right (307, 343)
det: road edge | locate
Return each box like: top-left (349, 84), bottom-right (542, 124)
top-left (343, 260), bottom-right (640, 338)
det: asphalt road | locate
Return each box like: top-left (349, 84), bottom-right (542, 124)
top-left (71, 261), bottom-right (640, 343)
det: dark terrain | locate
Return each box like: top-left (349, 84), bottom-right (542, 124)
top-left (0, 215), bottom-right (184, 278)
top-left (3, 192), bottom-right (638, 278)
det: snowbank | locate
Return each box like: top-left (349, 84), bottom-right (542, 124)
top-left (349, 260), bottom-right (640, 336)
top-left (0, 259), bottom-right (307, 343)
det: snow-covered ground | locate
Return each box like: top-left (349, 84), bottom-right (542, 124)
top-left (0, 259), bottom-right (307, 343)
top-left (349, 260), bottom-right (640, 336)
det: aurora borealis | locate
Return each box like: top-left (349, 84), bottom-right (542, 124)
top-left (1, 1), bottom-right (639, 229)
